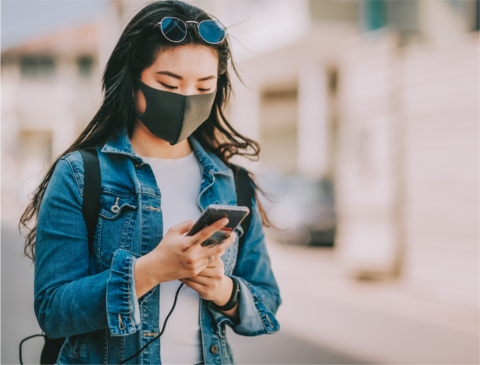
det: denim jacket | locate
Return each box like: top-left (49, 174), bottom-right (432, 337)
top-left (34, 129), bottom-right (282, 364)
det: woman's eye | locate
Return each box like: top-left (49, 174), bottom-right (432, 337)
top-left (199, 88), bottom-right (211, 92)
top-left (161, 83), bottom-right (177, 90)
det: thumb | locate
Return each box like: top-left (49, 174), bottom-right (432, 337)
top-left (171, 220), bottom-right (196, 235)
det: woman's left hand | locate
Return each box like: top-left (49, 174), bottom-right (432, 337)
top-left (179, 233), bottom-right (236, 306)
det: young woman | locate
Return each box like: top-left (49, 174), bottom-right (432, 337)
top-left (20, 1), bottom-right (281, 364)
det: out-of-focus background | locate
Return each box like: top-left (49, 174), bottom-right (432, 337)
top-left (2, 0), bottom-right (479, 364)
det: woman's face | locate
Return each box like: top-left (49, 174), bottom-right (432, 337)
top-left (133, 44), bottom-right (218, 115)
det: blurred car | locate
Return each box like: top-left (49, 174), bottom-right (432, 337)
top-left (257, 172), bottom-right (336, 247)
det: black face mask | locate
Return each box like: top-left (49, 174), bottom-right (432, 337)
top-left (133, 77), bottom-right (216, 145)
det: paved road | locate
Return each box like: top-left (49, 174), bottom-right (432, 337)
top-left (2, 225), bottom-right (45, 365)
top-left (2, 224), bottom-right (358, 365)
top-left (226, 328), bottom-right (359, 364)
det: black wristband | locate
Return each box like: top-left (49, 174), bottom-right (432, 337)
top-left (211, 277), bottom-right (240, 312)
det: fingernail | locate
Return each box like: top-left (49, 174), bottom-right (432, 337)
top-left (222, 218), bottom-right (229, 225)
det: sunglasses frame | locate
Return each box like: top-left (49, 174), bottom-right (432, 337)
top-left (154, 17), bottom-right (227, 45)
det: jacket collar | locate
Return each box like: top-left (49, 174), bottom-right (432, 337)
top-left (101, 128), bottom-right (233, 177)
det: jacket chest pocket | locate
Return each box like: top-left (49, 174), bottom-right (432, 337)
top-left (97, 191), bottom-right (138, 267)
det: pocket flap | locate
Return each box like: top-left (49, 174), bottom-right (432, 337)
top-left (99, 192), bottom-right (138, 219)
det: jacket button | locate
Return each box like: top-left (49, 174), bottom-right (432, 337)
top-left (210, 344), bottom-right (218, 354)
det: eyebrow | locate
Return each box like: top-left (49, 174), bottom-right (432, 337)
top-left (156, 71), bottom-right (216, 81)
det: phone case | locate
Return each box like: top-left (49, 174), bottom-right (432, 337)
top-left (187, 204), bottom-right (250, 247)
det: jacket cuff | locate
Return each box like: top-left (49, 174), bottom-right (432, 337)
top-left (207, 276), bottom-right (280, 338)
top-left (106, 249), bottom-right (142, 336)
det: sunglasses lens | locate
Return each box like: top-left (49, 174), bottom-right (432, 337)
top-left (198, 20), bottom-right (226, 44)
top-left (161, 17), bottom-right (187, 42)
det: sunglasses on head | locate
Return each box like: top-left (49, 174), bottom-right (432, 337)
top-left (154, 17), bottom-right (227, 44)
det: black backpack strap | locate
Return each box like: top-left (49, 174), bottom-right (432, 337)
top-left (231, 164), bottom-right (254, 252)
top-left (39, 336), bottom-right (65, 365)
top-left (79, 149), bottom-right (101, 257)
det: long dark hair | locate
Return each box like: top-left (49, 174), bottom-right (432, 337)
top-left (20, 0), bottom-right (275, 262)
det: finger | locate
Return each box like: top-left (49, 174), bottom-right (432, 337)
top-left (185, 276), bottom-right (210, 286)
top-left (209, 232), bottom-right (236, 255)
top-left (189, 218), bottom-right (229, 247)
top-left (204, 254), bottom-right (215, 268)
top-left (170, 220), bottom-right (195, 235)
top-left (181, 278), bottom-right (206, 293)
top-left (204, 253), bottom-right (224, 268)
top-left (180, 278), bottom-right (197, 286)
top-left (195, 268), bottom-right (215, 278)
top-left (222, 232), bottom-right (236, 248)
top-left (196, 266), bottom-right (222, 278)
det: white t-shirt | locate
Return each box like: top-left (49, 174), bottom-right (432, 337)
top-left (141, 151), bottom-right (203, 365)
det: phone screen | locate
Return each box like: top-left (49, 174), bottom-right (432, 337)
top-left (187, 205), bottom-right (249, 247)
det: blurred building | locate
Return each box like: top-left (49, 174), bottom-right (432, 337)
top-left (1, 22), bottom-right (102, 218)
top-left (321, 1), bottom-right (480, 291)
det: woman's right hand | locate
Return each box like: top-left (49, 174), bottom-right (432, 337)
top-left (134, 218), bottom-right (235, 298)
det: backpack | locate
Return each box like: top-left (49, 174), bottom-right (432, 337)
top-left (20, 148), bottom-right (254, 365)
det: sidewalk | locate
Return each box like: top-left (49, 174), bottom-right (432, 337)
top-left (265, 229), bottom-right (479, 364)
top-left (227, 328), bottom-right (361, 364)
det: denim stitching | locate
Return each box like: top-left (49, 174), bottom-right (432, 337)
top-left (237, 277), bottom-right (268, 333)
top-left (101, 188), bottom-right (138, 199)
top-left (138, 285), bottom-right (157, 306)
top-left (104, 328), bottom-right (108, 365)
top-left (127, 255), bottom-right (135, 328)
top-left (62, 157), bottom-right (82, 199)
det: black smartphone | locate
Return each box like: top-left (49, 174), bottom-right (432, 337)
top-left (187, 204), bottom-right (250, 247)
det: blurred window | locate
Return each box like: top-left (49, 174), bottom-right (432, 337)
top-left (77, 56), bottom-right (94, 78)
top-left (309, 0), bottom-right (358, 23)
top-left (260, 86), bottom-right (298, 174)
top-left (261, 88), bottom-right (297, 103)
top-left (1, 55), bottom-right (15, 67)
top-left (18, 129), bottom-right (53, 170)
top-left (20, 56), bottom-right (55, 79)
top-left (281, 176), bottom-right (334, 205)
top-left (475, 0), bottom-right (479, 31)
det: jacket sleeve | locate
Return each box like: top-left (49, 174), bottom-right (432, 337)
top-left (34, 156), bottom-right (141, 339)
top-left (207, 186), bottom-right (282, 336)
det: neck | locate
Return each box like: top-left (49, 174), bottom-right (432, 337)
top-left (130, 120), bottom-right (193, 159)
